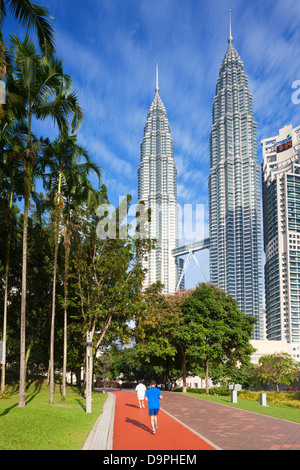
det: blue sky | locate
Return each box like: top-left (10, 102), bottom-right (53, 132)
top-left (3, 0), bottom-right (300, 289)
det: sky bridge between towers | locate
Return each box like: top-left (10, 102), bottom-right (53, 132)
top-left (172, 238), bottom-right (210, 291)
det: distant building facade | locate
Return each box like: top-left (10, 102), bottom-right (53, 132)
top-left (262, 124), bottom-right (300, 344)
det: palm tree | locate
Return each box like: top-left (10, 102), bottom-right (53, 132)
top-left (41, 133), bottom-right (101, 403)
top-left (0, 118), bottom-right (28, 395)
top-left (0, 0), bottom-right (55, 51)
top-left (0, 0), bottom-right (55, 120)
top-left (7, 34), bottom-right (83, 407)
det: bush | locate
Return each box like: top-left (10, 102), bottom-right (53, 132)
top-left (185, 388), bottom-right (300, 408)
top-left (283, 386), bottom-right (300, 392)
top-left (239, 390), bottom-right (300, 408)
top-left (185, 388), bottom-right (205, 394)
top-left (239, 390), bottom-right (259, 401)
top-left (209, 387), bottom-right (231, 396)
top-left (186, 386), bottom-right (231, 396)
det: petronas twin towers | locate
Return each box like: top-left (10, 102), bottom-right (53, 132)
top-left (137, 16), bottom-right (264, 339)
top-left (137, 66), bottom-right (178, 294)
top-left (208, 23), bottom-right (264, 339)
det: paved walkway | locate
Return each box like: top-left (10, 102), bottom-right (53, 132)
top-left (83, 390), bottom-right (300, 451)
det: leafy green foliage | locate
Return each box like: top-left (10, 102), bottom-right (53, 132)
top-left (254, 353), bottom-right (300, 392)
top-left (135, 282), bottom-right (256, 394)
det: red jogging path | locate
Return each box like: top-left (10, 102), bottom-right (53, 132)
top-left (111, 390), bottom-right (216, 451)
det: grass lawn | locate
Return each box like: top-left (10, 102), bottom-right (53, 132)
top-left (183, 392), bottom-right (300, 424)
top-left (0, 384), bottom-right (107, 450)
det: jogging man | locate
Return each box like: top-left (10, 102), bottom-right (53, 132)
top-left (145, 380), bottom-right (162, 434)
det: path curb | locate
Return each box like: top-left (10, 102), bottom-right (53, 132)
top-left (82, 392), bottom-right (115, 450)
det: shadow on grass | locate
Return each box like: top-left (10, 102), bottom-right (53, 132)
top-left (0, 401), bottom-right (19, 416)
top-left (0, 388), bottom-right (43, 416)
top-left (76, 398), bottom-right (86, 412)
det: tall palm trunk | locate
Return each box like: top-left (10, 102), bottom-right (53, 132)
top-left (49, 172), bottom-right (63, 405)
top-left (1, 190), bottom-right (13, 395)
top-left (19, 160), bottom-right (32, 407)
top-left (0, 22), bottom-right (7, 120)
top-left (62, 224), bottom-right (71, 401)
top-left (19, 108), bottom-right (34, 407)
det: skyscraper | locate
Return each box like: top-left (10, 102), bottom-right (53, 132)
top-left (208, 13), bottom-right (264, 339)
top-left (137, 66), bottom-right (178, 294)
top-left (262, 124), bottom-right (300, 343)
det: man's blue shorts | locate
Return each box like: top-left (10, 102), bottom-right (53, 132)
top-left (149, 408), bottom-right (159, 416)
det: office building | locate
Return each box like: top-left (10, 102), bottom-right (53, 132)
top-left (262, 124), bottom-right (300, 343)
top-left (137, 67), bottom-right (179, 294)
top-left (208, 16), bottom-right (264, 338)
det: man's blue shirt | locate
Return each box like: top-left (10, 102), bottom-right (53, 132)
top-left (145, 386), bottom-right (161, 410)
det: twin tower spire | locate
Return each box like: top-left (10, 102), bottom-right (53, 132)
top-left (155, 63), bottom-right (159, 93)
top-left (155, 8), bottom-right (233, 91)
top-left (228, 9), bottom-right (233, 44)
top-left (138, 60), bottom-right (177, 294)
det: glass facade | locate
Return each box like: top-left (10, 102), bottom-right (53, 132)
top-left (137, 83), bottom-right (178, 294)
top-left (209, 38), bottom-right (264, 339)
top-left (262, 124), bottom-right (300, 343)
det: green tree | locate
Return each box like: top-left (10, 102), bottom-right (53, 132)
top-left (0, 119), bottom-right (27, 393)
top-left (110, 347), bottom-right (165, 385)
top-left (0, 203), bottom-right (55, 382)
top-left (70, 194), bottom-right (154, 388)
top-left (41, 132), bottom-right (101, 402)
top-left (0, 0), bottom-right (55, 121)
top-left (254, 353), bottom-right (299, 392)
top-left (94, 350), bottom-right (114, 389)
top-left (7, 34), bottom-right (83, 406)
top-left (0, 0), bottom-right (55, 52)
top-left (134, 284), bottom-right (191, 390)
top-left (181, 283), bottom-right (256, 394)
top-left (135, 283), bottom-right (256, 394)
top-left (209, 362), bottom-right (257, 390)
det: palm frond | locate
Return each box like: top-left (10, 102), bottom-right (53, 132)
top-left (8, 0), bottom-right (55, 53)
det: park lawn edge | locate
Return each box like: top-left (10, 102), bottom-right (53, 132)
top-left (0, 385), bottom-right (108, 450)
top-left (181, 391), bottom-right (300, 424)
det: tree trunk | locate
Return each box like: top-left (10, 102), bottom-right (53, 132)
top-left (62, 235), bottom-right (70, 401)
top-left (205, 360), bottom-right (209, 395)
top-left (19, 188), bottom-right (30, 407)
top-left (19, 110), bottom-right (34, 407)
top-left (181, 348), bottom-right (187, 393)
top-left (0, 30), bottom-right (7, 121)
top-left (1, 196), bottom-right (13, 395)
top-left (49, 233), bottom-right (58, 404)
top-left (49, 189), bottom-right (63, 405)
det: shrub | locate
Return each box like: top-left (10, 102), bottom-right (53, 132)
top-left (185, 388), bottom-right (205, 394)
top-left (283, 386), bottom-right (300, 392)
top-left (239, 390), bottom-right (300, 408)
top-left (209, 387), bottom-right (231, 396)
top-left (186, 387), bottom-right (231, 396)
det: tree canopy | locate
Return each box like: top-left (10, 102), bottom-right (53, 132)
top-left (135, 283), bottom-right (256, 393)
top-left (254, 353), bottom-right (299, 392)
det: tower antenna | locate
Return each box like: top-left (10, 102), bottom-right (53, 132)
top-left (228, 9), bottom-right (233, 43)
top-left (155, 63), bottom-right (159, 92)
